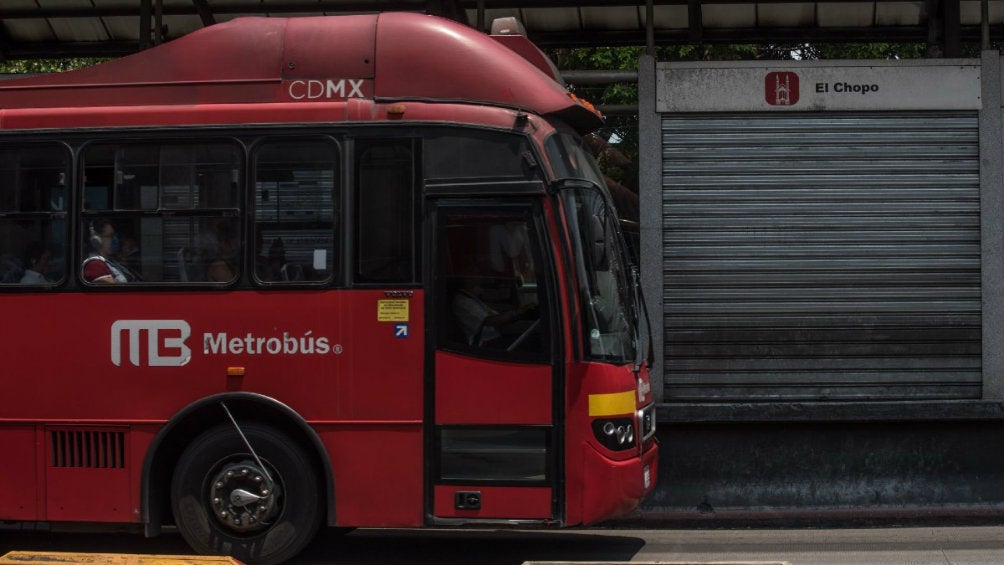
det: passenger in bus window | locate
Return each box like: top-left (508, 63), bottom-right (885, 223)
top-left (206, 221), bottom-right (240, 283)
top-left (20, 242), bottom-right (52, 284)
top-left (116, 235), bottom-right (141, 275)
top-left (255, 236), bottom-right (286, 282)
top-left (82, 220), bottom-right (133, 284)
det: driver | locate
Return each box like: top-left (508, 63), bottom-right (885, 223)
top-left (452, 276), bottom-right (537, 347)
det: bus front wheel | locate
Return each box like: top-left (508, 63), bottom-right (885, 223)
top-left (171, 423), bottom-right (322, 565)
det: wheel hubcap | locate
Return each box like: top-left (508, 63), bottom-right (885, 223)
top-left (209, 460), bottom-right (280, 533)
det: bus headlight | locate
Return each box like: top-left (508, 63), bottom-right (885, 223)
top-left (592, 417), bottom-right (635, 451)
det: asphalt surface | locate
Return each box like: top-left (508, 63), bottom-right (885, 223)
top-left (1, 525), bottom-right (1002, 565)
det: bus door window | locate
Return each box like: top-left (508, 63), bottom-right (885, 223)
top-left (81, 141), bottom-right (242, 284)
top-left (253, 138), bottom-right (338, 284)
top-left (437, 206), bottom-right (547, 358)
top-left (0, 145), bottom-right (69, 285)
top-left (354, 139), bottom-right (416, 284)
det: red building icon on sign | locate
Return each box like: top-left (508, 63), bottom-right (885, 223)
top-left (765, 71), bottom-right (799, 106)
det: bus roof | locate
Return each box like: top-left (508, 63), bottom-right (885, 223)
top-left (0, 13), bottom-right (602, 133)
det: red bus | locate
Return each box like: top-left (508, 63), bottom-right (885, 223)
top-left (0, 13), bottom-right (656, 565)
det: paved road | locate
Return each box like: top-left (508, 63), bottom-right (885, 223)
top-left (2, 525), bottom-right (1002, 565)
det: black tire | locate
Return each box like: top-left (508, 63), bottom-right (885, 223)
top-left (171, 423), bottom-right (322, 565)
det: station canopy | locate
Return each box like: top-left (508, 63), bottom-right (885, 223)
top-left (2, 1), bottom-right (1004, 60)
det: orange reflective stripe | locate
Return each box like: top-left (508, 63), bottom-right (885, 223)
top-left (588, 390), bottom-right (636, 417)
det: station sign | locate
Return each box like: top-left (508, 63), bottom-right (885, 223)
top-left (657, 60), bottom-right (981, 112)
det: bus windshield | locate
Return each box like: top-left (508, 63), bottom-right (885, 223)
top-left (561, 183), bottom-right (641, 364)
top-left (547, 131), bottom-right (647, 365)
top-left (544, 131), bottom-right (605, 187)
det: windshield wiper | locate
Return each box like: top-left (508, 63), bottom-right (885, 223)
top-left (630, 265), bottom-right (645, 376)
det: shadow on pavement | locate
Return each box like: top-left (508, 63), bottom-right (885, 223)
top-left (1, 528), bottom-right (646, 565)
top-left (0, 530), bottom-right (192, 556)
top-left (301, 528), bottom-right (646, 565)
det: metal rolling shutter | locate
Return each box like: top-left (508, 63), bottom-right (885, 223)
top-left (661, 112), bottom-right (981, 401)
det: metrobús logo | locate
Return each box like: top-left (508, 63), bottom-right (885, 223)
top-left (110, 319), bottom-right (342, 367)
top-left (765, 71), bottom-right (799, 106)
top-left (203, 330), bottom-right (341, 356)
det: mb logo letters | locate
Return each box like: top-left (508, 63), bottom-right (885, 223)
top-left (111, 320), bottom-right (191, 367)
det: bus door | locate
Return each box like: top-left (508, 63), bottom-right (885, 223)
top-left (426, 198), bottom-right (560, 522)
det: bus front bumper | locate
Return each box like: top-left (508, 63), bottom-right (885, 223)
top-left (580, 440), bottom-right (658, 525)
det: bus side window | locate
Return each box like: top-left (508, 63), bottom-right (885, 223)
top-left (354, 139), bottom-right (416, 284)
top-left (0, 145), bottom-right (69, 286)
top-left (81, 141), bottom-right (242, 284)
top-left (253, 138), bottom-right (339, 285)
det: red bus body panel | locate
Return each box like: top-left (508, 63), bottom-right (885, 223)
top-left (0, 14), bottom-right (600, 133)
top-left (0, 426), bottom-right (38, 520)
top-left (435, 352), bottom-right (552, 425)
top-left (0, 291), bottom-right (426, 525)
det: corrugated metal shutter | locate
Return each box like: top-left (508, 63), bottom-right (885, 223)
top-left (661, 112), bottom-right (981, 401)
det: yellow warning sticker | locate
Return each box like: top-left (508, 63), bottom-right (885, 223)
top-left (377, 299), bottom-right (409, 322)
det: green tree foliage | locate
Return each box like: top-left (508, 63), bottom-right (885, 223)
top-left (763, 42), bottom-right (926, 60)
top-left (0, 58), bottom-right (103, 74)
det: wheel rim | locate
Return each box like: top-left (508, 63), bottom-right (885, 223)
top-left (208, 458), bottom-right (282, 534)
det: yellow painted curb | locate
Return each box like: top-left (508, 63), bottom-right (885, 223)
top-left (0, 552), bottom-right (243, 565)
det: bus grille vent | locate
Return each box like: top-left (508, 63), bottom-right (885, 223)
top-left (50, 430), bottom-right (126, 469)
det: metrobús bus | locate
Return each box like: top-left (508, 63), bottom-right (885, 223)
top-left (0, 13), bottom-right (656, 565)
